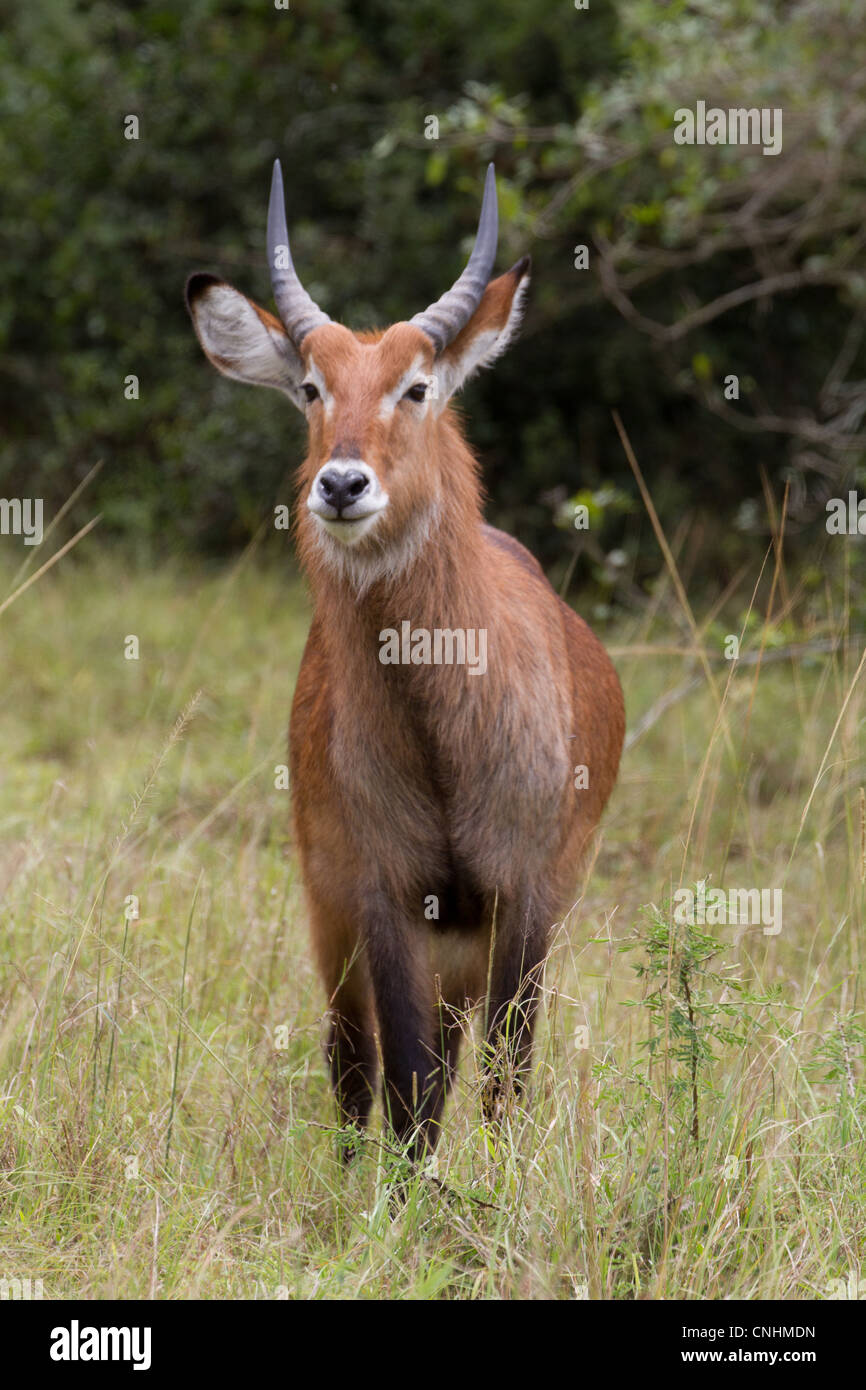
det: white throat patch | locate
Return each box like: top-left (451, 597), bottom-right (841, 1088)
top-left (311, 500), bottom-right (442, 596)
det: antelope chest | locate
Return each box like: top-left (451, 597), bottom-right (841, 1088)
top-left (331, 671), bottom-right (572, 894)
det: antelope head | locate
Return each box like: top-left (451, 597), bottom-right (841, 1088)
top-left (186, 161), bottom-right (530, 578)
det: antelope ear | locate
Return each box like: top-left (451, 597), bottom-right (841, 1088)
top-left (431, 256), bottom-right (530, 411)
top-left (185, 272), bottom-right (307, 411)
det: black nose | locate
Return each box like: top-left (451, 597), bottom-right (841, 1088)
top-left (317, 469), bottom-right (371, 516)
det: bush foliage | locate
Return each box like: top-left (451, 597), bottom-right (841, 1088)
top-left (1, 0), bottom-right (864, 592)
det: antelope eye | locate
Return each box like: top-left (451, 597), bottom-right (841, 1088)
top-left (302, 382), bottom-right (319, 403)
top-left (404, 382), bottom-right (428, 403)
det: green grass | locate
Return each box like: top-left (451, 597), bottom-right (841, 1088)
top-left (0, 540), bottom-right (863, 1300)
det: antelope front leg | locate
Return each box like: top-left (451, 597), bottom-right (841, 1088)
top-left (363, 892), bottom-right (443, 1162)
top-left (482, 897), bottom-right (550, 1123)
top-left (325, 985), bottom-right (377, 1162)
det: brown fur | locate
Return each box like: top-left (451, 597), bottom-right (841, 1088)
top-left (187, 263), bottom-right (625, 1161)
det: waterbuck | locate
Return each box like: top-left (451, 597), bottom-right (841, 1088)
top-left (186, 160), bottom-right (624, 1161)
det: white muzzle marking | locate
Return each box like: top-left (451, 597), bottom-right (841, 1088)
top-left (307, 459), bottom-right (389, 546)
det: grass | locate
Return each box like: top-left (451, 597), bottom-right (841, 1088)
top-left (0, 529), bottom-right (863, 1301)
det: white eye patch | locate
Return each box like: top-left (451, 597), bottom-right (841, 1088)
top-left (304, 354), bottom-right (334, 417)
top-left (376, 353), bottom-right (428, 421)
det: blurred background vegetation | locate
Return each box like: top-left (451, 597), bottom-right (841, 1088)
top-left (1, 0), bottom-right (865, 611)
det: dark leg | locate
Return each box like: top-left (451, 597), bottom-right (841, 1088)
top-left (428, 1006), bottom-right (466, 1127)
top-left (482, 898), bottom-right (549, 1123)
top-left (325, 991), bottom-right (377, 1162)
top-left (363, 892), bottom-right (443, 1163)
